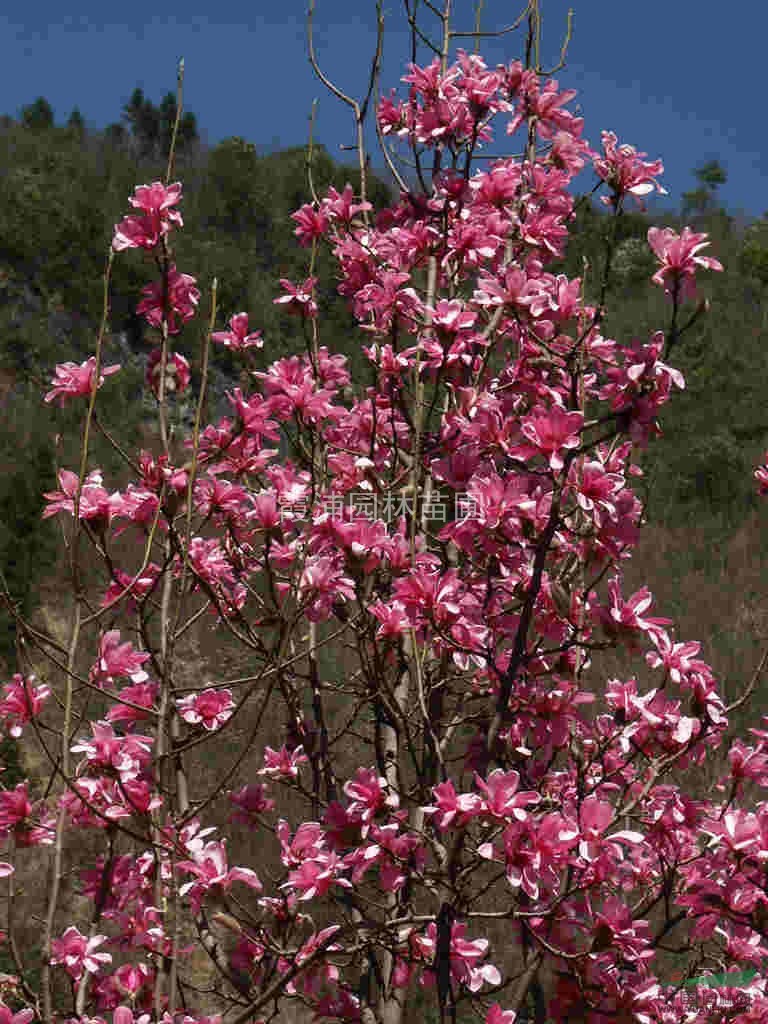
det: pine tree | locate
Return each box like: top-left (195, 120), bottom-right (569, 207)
top-left (20, 97), bottom-right (54, 131)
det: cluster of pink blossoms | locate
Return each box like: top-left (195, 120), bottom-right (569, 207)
top-left (25, 29), bottom-right (768, 1024)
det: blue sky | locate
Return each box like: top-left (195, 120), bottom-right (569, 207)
top-left (1, 0), bottom-right (765, 216)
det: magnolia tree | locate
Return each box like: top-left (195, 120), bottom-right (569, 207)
top-left (2, 2), bottom-right (767, 1023)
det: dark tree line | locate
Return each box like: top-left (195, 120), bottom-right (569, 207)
top-left (110, 87), bottom-right (199, 157)
top-left (20, 87), bottom-right (199, 158)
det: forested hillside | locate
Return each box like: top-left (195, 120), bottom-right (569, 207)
top-left (1, 90), bottom-right (767, 731)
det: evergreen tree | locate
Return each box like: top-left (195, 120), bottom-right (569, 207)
top-left (122, 87), bottom-right (198, 159)
top-left (682, 159), bottom-right (727, 217)
top-left (179, 110), bottom-right (198, 150)
top-left (743, 215), bottom-right (768, 289)
top-left (66, 107), bottom-right (85, 138)
top-left (122, 87), bottom-right (160, 157)
top-left (159, 91), bottom-right (179, 154)
top-left (104, 121), bottom-right (126, 145)
top-left (20, 97), bottom-right (54, 131)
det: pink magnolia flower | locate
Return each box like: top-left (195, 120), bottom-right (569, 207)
top-left (282, 925), bottom-right (341, 997)
top-left (211, 312), bottom-right (264, 352)
top-left (106, 902), bottom-right (170, 956)
top-left (474, 770), bottom-right (540, 821)
top-left (50, 926), bottom-right (112, 981)
top-left (518, 405), bottom-right (584, 472)
top-left (648, 226), bottom-right (723, 300)
top-left (486, 1005), bottom-right (516, 1024)
top-left (429, 299), bottom-right (477, 337)
top-left (412, 920), bottom-right (501, 993)
top-left (354, 270), bottom-right (422, 334)
top-left (184, 537), bottom-right (246, 616)
top-left (392, 568), bottom-right (462, 628)
top-left (368, 600), bottom-right (413, 639)
top-left (276, 819), bottom-right (325, 867)
top-left (344, 767), bottom-right (399, 832)
top-left (0, 999), bottom-right (31, 1024)
top-left (756, 454), bottom-right (768, 495)
top-left (589, 895), bottom-right (653, 962)
top-left (259, 745), bottom-right (308, 779)
top-left (378, 90), bottom-right (409, 136)
top-left (45, 358), bottom-right (120, 406)
top-left (253, 353), bottom-right (340, 423)
top-left (228, 784), bottom-right (275, 826)
top-left (456, 50), bottom-right (505, 118)
top-left (102, 564), bottom-right (161, 612)
top-left (593, 130), bottom-right (666, 205)
top-left (578, 796), bottom-right (644, 863)
top-left (128, 181), bottom-right (183, 221)
top-left (112, 181), bottom-right (183, 251)
top-left (113, 215), bottom-right (160, 252)
top-left (495, 813), bottom-right (578, 901)
top-left (423, 780), bottom-right (483, 830)
top-left (105, 680), bottom-right (159, 727)
top-left (247, 490), bottom-right (282, 531)
top-left (42, 469), bottom-right (120, 529)
top-left (177, 839), bottom-right (262, 912)
top-left (145, 349), bottom-right (191, 396)
top-left (90, 630), bottom-right (150, 688)
top-left (0, 782), bottom-right (53, 847)
top-left (507, 71), bottom-right (582, 140)
top-left (136, 267), bottom-right (200, 335)
top-left (726, 739), bottom-right (768, 788)
top-left (108, 486), bottom-right (163, 539)
top-left (176, 818), bottom-right (219, 857)
top-left (321, 184), bottom-right (372, 225)
top-left (0, 674), bottom-right (51, 737)
top-left (314, 990), bottom-right (361, 1022)
top-left (592, 577), bottom-right (671, 648)
top-left (193, 477), bottom-right (249, 522)
top-left (273, 277), bottom-right (318, 318)
top-left (700, 809), bottom-right (762, 856)
top-left (176, 688), bottom-right (235, 732)
top-left (71, 721), bottom-right (153, 781)
top-left (645, 632), bottom-right (709, 685)
top-left (291, 203), bottom-right (329, 246)
top-left (0, 785), bottom-right (32, 836)
top-left (600, 332), bottom-right (685, 445)
top-left (112, 1005), bottom-right (151, 1024)
top-left (0, 1005), bottom-right (33, 1024)
top-left (138, 450), bottom-right (189, 495)
top-left (550, 128), bottom-right (590, 175)
top-left (368, 822), bottom-right (426, 892)
top-left (296, 556), bottom-right (356, 622)
top-left (284, 848), bottom-right (352, 901)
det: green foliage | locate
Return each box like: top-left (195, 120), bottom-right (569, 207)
top-left (0, 383), bottom-right (56, 667)
top-left (66, 107), bottom-right (85, 137)
top-left (564, 172), bottom-right (766, 536)
top-left (0, 93), bottom-right (393, 677)
top-left (742, 217), bottom-right (768, 288)
top-left (564, 161), bottom-right (768, 728)
top-left (121, 86), bottom-right (199, 160)
top-left (695, 160), bottom-right (728, 190)
top-left (682, 159), bottom-right (727, 217)
top-left (20, 96), bottom-right (54, 132)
